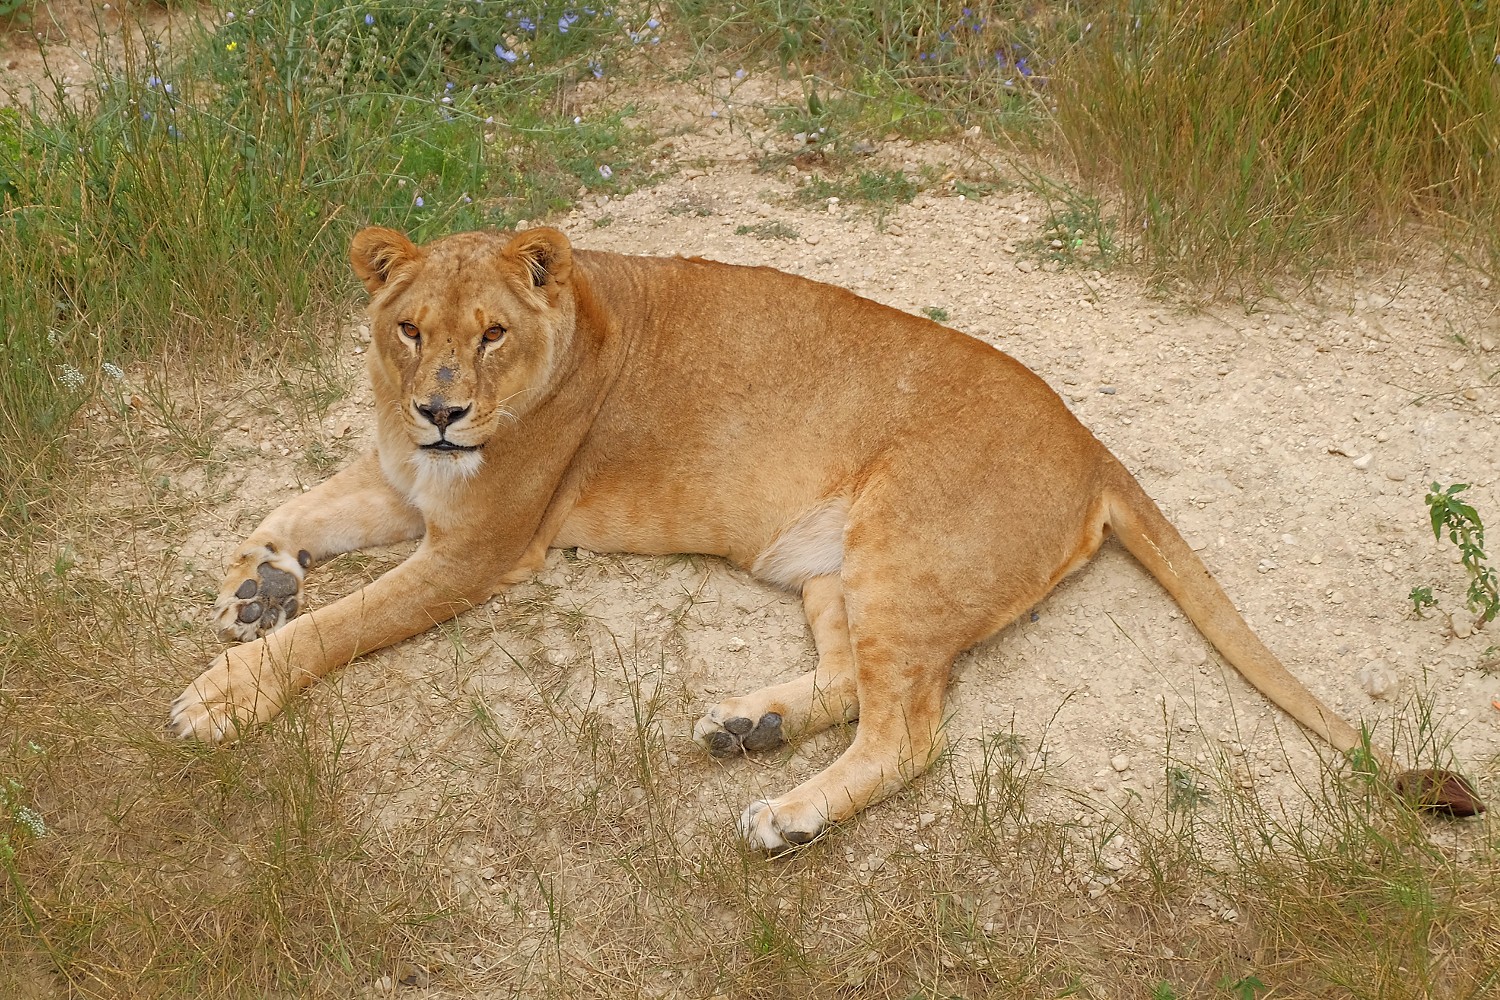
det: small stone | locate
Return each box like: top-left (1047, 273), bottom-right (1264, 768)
top-left (1015, 259), bottom-right (1036, 273)
top-left (1099, 385), bottom-right (1117, 395)
top-left (726, 636), bottom-right (747, 652)
top-left (918, 812), bottom-right (937, 829)
top-left (804, 234), bottom-right (820, 245)
top-left (1480, 336), bottom-right (1496, 352)
top-left (1091, 776), bottom-right (1109, 791)
top-left (1359, 663), bottom-right (1397, 700)
top-left (1111, 754), bottom-right (1130, 772)
top-left (396, 965), bottom-right (430, 988)
top-left (1385, 470), bottom-right (1407, 482)
top-left (1449, 359), bottom-right (1465, 372)
top-left (1352, 453), bottom-right (1373, 470)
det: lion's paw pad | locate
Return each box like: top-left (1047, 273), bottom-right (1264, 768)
top-left (695, 711), bottom-right (785, 757)
top-left (213, 545), bottom-right (309, 642)
top-left (737, 798), bottom-right (828, 852)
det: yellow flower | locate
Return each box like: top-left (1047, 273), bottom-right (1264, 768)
top-left (226, 41), bottom-right (238, 52)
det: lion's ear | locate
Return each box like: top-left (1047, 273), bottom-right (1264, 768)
top-left (504, 227), bottom-right (573, 290)
top-left (350, 227), bottom-right (421, 294)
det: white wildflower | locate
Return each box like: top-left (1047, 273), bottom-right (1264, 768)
top-left (59, 364), bottom-right (85, 390)
top-left (102, 362), bottom-right (125, 382)
top-left (15, 806), bottom-right (46, 839)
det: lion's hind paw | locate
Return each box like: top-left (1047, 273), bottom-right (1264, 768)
top-left (212, 544), bottom-right (309, 642)
top-left (694, 710), bottom-right (785, 757)
top-left (737, 797), bottom-right (829, 852)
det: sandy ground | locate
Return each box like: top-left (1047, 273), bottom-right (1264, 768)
top-left (0, 0), bottom-right (189, 107)
top-left (160, 72), bottom-right (1500, 855)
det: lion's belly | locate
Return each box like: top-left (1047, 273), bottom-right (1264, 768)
top-left (553, 500), bottom-right (746, 564)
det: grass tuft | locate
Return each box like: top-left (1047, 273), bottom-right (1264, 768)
top-left (1057, 0), bottom-right (1500, 287)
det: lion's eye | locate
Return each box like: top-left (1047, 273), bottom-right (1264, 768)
top-left (398, 321), bottom-right (420, 343)
top-left (483, 325), bottom-right (506, 344)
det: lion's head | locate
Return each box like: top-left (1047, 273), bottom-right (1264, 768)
top-left (350, 226), bottom-right (576, 478)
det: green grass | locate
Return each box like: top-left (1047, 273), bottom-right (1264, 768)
top-left (735, 220), bottom-right (802, 240)
top-left (671, 1), bottom-right (1054, 145)
top-left (1057, 0), bottom-right (1500, 287)
top-left (0, 0), bottom-right (646, 530)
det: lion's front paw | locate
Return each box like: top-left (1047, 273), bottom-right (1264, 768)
top-left (737, 796), bottom-right (830, 852)
top-left (169, 647), bottom-right (285, 742)
top-left (212, 544), bottom-right (309, 642)
top-left (694, 706), bottom-right (786, 757)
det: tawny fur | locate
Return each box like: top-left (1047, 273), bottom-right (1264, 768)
top-left (171, 226), bottom-right (1482, 846)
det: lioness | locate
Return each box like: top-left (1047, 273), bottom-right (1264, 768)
top-left (170, 226), bottom-right (1481, 847)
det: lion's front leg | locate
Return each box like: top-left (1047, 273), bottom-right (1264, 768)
top-left (214, 452), bottom-right (424, 642)
top-left (176, 541), bottom-right (491, 741)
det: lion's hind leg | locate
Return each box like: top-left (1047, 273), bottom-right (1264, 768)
top-left (734, 481), bottom-right (1077, 850)
top-left (694, 574), bottom-right (859, 756)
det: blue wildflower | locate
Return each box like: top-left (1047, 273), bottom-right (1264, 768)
top-left (519, 16), bottom-right (534, 31)
top-left (588, 60), bottom-right (603, 79)
top-left (445, 81), bottom-right (454, 91)
top-left (146, 75), bottom-right (161, 88)
top-left (416, 196), bottom-right (424, 207)
top-left (495, 44), bottom-right (518, 63)
top-left (559, 11), bottom-right (579, 32)
top-left (167, 125), bottom-right (181, 139)
top-left (1017, 58), bottom-right (1031, 77)
top-left (365, 13), bottom-right (374, 26)
top-left (598, 164), bottom-right (612, 179)
top-left (646, 17), bottom-right (659, 29)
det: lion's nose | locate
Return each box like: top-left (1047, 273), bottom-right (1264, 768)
top-left (414, 399), bottom-right (471, 429)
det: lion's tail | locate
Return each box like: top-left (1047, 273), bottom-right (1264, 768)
top-left (1101, 461), bottom-right (1483, 815)
top-left (1102, 464), bottom-right (1377, 757)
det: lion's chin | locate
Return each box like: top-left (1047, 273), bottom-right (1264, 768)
top-left (409, 447), bottom-right (484, 484)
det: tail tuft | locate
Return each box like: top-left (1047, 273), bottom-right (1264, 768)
top-left (1393, 768), bottom-right (1486, 817)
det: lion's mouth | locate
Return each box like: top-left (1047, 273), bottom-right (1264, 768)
top-left (421, 440), bottom-right (480, 453)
